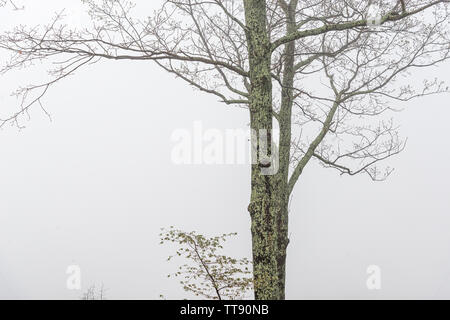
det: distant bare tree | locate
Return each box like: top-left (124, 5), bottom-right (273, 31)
top-left (0, 0), bottom-right (23, 10)
top-left (1, 0), bottom-right (449, 299)
top-left (81, 283), bottom-right (107, 300)
top-left (160, 227), bottom-right (253, 300)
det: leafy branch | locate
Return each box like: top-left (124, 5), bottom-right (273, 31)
top-left (160, 227), bottom-right (253, 300)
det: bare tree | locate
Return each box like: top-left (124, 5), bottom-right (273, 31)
top-left (81, 283), bottom-right (107, 300)
top-left (160, 227), bottom-right (253, 300)
top-left (0, 0), bottom-right (23, 10)
top-left (1, 0), bottom-right (449, 299)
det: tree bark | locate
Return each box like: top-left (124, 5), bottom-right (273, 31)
top-left (244, 0), bottom-right (297, 300)
top-left (275, 2), bottom-right (297, 299)
top-left (244, 0), bottom-right (280, 300)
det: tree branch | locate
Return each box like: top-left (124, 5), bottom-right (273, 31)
top-left (271, 0), bottom-right (449, 51)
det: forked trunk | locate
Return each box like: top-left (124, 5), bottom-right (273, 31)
top-left (244, 0), bottom-right (293, 300)
top-left (244, 0), bottom-right (280, 300)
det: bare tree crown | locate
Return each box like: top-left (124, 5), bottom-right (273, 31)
top-left (1, 0), bottom-right (449, 186)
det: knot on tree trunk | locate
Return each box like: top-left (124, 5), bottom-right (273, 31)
top-left (247, 201), bottom-right (257, 217)
top-left (258, 160), bottom-right (272, 168)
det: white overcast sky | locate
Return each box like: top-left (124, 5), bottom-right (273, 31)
top-left (1, 0), bottom-right (450, 300)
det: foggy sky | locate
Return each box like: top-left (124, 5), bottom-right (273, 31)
top-left (1, 0), bottom-right (450, 299)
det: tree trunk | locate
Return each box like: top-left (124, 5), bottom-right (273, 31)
top-left (244, 0), bottom-right (280, 300)
top-left (275, 4), bottom-right (297, 300)
top-left (275, 200), bottom-right (289, 299)
top-left (244, 0), bottom-right (296, 300)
